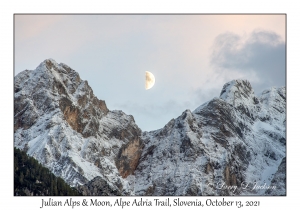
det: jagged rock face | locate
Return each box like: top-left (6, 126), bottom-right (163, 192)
top-left (78, 176), bottom-right (122, 196)
top-left (220, 80), bottom-right (257, 108)
top-left (15, 60), bottom-right (285, 196)
top-left (14, 59), bottom-right (142, 194)
top-left (134, 79), bottom-right (286, 196)
top-left (116, 137), bottom-right (144, 178)
top-left (265, 157), bottom-right (286, 196)
top-left (14, 59), bottom-right (109, 137)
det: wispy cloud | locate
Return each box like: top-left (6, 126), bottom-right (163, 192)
top-left (210, 30), bottom-right (286, 94)
top-left (15, 15), bottom-right (286, 131)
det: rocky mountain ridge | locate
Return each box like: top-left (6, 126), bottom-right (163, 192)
top-left (14, 59), bottom-right (286, 195)
top-left (134, 80), bottom-right (285, 195)
top-left (14, 59), bottom-right (143, 195)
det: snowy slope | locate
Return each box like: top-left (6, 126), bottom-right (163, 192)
top-left (134, 80), bottom-right (286, 195)
top-left (14, 59), bottom-right (142, 195)
top-left (14, 60), bottom-right (286, 196)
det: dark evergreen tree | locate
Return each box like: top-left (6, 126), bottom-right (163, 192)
top-left (14, 147), bottom-right (81, 196)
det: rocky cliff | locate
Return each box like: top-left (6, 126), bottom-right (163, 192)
top-left (134, 80), bottom-right (286, 195)
top-left (14, 59), bottom-right (143, 195)
top-left (14, 60), bottom-right (286, 196)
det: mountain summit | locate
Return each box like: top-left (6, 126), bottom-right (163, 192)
top-left (135, 80), bottom-right (285, 195)
top-left (14, 59), bottom-right (143, 195)
top-left (14, 59), bottom-right (286, 195)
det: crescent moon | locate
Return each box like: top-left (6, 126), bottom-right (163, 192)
top-left (145, 71), bottom-right (155, 90)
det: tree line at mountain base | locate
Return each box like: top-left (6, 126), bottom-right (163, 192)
top-left (14, 147), bottom-right (81, 196)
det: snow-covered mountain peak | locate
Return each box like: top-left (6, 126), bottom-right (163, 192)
top-left (14, 59), bottom-right (143, 194)
top-left (219, 79), bottom-right (258, 108)
top-left (37, 58), bottom-right (59, 68)
top-left (14, 60), bottom-right (286, 196)
top-left (260, 86), bottom-right (286, 105)
top-left (135, 79), bottom-right (286, 196)
top-left (37, 58), bottom-right (70, 72)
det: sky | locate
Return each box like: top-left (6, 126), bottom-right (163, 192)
top-left (15, 14), bottom-right (286, 131)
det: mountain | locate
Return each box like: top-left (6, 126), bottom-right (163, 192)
top-left (14, 147), bottom-right (81, 196)
top-left (14, 59), bottom-right (143, 195)
top-left (14, 59), bottom-right (286, 196)
top-left (134, 80), bottom-right (286, 195)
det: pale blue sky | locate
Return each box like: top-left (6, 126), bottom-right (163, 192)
top-left (15, 15), bottom-right (286, 131)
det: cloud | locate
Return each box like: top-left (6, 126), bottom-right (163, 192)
top-left (210, 30), bottom-right (286, 94)
top-left (15, 16), bottom-right (286, 131)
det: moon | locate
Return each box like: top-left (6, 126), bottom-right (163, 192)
top-left (145, 71), bottom-right (155, 90)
